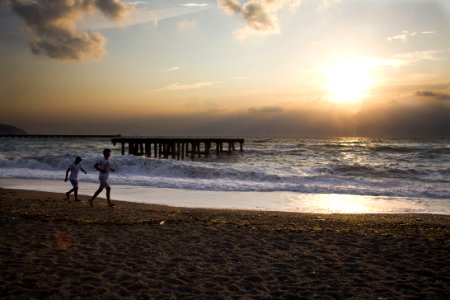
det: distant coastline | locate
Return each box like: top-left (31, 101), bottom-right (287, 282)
top-left (0, 124), bottom-right (28, 135)
top-left (0, 134), bottom-right (122, 138)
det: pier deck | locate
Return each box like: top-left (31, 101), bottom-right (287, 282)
top-left (111, 137), bottom-right (244, 160)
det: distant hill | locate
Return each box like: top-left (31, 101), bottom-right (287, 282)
top-left (0, 124), bottom-right (28, 135)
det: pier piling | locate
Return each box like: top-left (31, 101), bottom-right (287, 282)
top-left (111, 137), bottom-right (244, 160)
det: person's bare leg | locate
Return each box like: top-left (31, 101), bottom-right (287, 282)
top-left (66, 188), bottom-right (74, 200)
top-left (74, 188), bottom-right (79, 201)
top-left (90, 187), bottom-right (103, 207)
top-left (106, 187), bottom-right (114, 207)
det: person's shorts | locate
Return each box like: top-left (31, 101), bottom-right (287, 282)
top-left (70, 179), bottom-right (78, 189)
top-left (99, 176), bottom-right (110, 189)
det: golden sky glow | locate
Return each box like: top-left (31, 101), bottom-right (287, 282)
top-left (0, 0), bottom-right (449, 137)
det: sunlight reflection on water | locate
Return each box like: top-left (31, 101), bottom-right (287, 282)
top-left (282, 192), bottom-right (447, 214)
top-left (2, 179), bottom-right (449, 215)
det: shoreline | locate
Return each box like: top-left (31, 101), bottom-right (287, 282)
top-left (2, 178), bottom-right (450, 215)
top-left (1, 188), bottom-right (450, 298)
top-left (2, 188), bottom-right (450, 241)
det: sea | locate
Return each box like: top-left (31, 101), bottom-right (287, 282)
top-left (1, 136), bottom-right (449, 214)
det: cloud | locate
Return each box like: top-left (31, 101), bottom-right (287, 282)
top-left (96, 0), bottom-right (131, 19)
top-left (218, 0), bottom-right (344, 40)
top-left (10, 95), bottom-right (449, 138)
top-left (248, 106), bottom-right (284, 113)
top-left (181, 3), bottom-right (208, 7)
top-left (127, 1), bottom-right (147, 6)
top-left (165, 66), bottom-right (180, 72)
top-left (185, 99), bottom-right (223, 113)
top-left (416, 90), bottom-right (450, 101)
top-left (177, 19), bottom-right (197, 30)
top-left (110, 2), bottom-right (207, 31)
top-left (102, 98), bottom-right (449, 138)
top-left (393, 49), bottom-right (448, 63)
top-left (218, 0), bottom-right (242, 14)
top-left (218, 0), bottom-right (302, 40)
top-left (407, 73), bottom-right (440, 82)
top-left (5, 0), bottom-right (131, 61)
top-left (354, 99), bottom-right (450, 138)
top-left (387, 30), bottom-right (439, 42)
top-left (387, 31), bottom-right (417, 42)
top-left (165, 82), bottom-right (216, 90)
top-left (151, 81), bottom-right (217, 92)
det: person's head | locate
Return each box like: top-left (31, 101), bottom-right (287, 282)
top-left (103, 148), bottom-right (111, 158)
top-left (74, 156), bottom-right (82, 164)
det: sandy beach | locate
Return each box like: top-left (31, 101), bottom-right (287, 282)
top-left (1, 188), bottom-right (450, 299)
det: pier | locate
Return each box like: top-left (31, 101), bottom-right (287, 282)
top-left (111, 137), bottom-right (244, 160)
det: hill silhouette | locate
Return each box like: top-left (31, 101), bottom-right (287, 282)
top-left (0, 124), bottom-right (28, 135)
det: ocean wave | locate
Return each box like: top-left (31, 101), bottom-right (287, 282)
top-left (369, 145), bottom-right (419, 153)
top-left (1, 151), bottom-right (447, 183)
top-left (369, 145), bottom-right (450, 155)
top-left (317, 162), bottom-right (442, 182)
top-left (2, 168), bottom-right (449, 199)
top-left (1, 137), bottom-right (449, 200)
top-left (251, 138), bottom-right (276, 143)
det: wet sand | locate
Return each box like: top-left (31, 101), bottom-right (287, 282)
top-left (1, 188), bottom-right (449, 299)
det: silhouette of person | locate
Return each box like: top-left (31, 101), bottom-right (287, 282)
top-left (64, 156), bottom-right (86, 201)
top-left (89, 148), bottom-right (115, 207)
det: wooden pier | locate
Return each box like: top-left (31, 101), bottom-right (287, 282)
top-left (111, 137), bottom-right (244, 160)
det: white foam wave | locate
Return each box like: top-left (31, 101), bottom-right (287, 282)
top-left (1, 138), bottom-right (449, 200)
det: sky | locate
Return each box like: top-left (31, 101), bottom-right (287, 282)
top-left (0, 0), bottom-right (449, 137)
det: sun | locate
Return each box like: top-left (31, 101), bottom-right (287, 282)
top-left (325, 59), bottom-right (375, 103)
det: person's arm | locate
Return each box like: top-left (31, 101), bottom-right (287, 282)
top-left (94, 162), bottom-right (102, 172)
top-left (80, 166), bottom-right (87, 174)
top-left (65, 168), bottom-right (70, 181)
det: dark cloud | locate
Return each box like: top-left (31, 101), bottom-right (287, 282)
top-left (218, 0), bottom-right (301, 38)
top-left (416, 90), bottom-right (450, 101)
top-left (28, 102), bottom-right (450, 138)
top-left (219, 0), bottom-right (276, 31)
top-left (9, 101), bottom-right (450, 137)
top-left (218, 0), bottom-right (242, 14)
top-left (29, 26), bottom-right (107, 60)
top-left (95, 0), bottom-right (131, 19)
top-left (354, 101), bottom-right (450, 138)
top-left (4, 0), bottom-right (131, 61)
top-left (241, 2), bottom-right (276, 32)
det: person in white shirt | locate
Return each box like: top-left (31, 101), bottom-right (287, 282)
top-left (89, 148), bottom-right (115, 207)
top-left (64, 156), bottom-right (87, 201)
